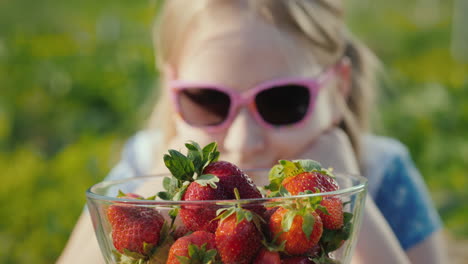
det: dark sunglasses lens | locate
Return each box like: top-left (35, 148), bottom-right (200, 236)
top-left (255, 85), bottom-right (310, 125)
top-left (178, 88), bottom-right (231, 126)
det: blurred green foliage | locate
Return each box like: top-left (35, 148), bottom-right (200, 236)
top-left (0, 0), bottom-right (466, 263)
top-left (345, 0), bottom-right (468, 240)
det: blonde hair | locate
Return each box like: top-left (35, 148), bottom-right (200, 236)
top-left (149, 0), bottom-right (378, 158)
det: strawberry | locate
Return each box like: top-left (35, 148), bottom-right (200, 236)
top-left (180, 160), bottom-right (262, 232)
top-left (253, 248), bottom-right (281, 264)
top-left (215, 214), bottom-right (262, 264)
top-left (160, 142), bottom-right (263, 232)
top-left (214, 188), bottom-right (263, 264)
top-left (269, 207), bottom-right (323, 256)
top-left (203, 161), bottom-right (264, 218)
top-left (158, 142), bottom-right (222, 231)
top-left (107, 205), bottom-right (165, 257)
top-left (203, 161), bottom-right (262, 200)
top-left (166, 231), bottom-right (217, 264)
top-left (180, 182), bottom-right (225, 232)
top-left (282, 171), bottom-right (338, 195)
top-left (317, 197), bottom-right (343, 230)
top-left (268, 160), bottom-right (343, 230)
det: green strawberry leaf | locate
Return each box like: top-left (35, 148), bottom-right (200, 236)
top-left (244, 210), bottom-right (253, 222)
top-left (168, 207), bottom-right (179, 228)
top-left (202, 142), bottom-right (219, 167)
top-left (187, 243), bottom-right (198, 259)
top-left (177, 243), bottom-right (218, 264)
top-left (157, 191), bottom-right (171, 200)
top-left (145, 195), bottom-right (157, 200)
top-left (298, 189), bottom-right (323, 211)
top-left (302, 212), bottom-right (315, 240)
top-left (164, 150), bottom-right (195, 182)
top-left (194, 174), bottom-right (220, 189)
top-left (266, 164), bottom-right (284, 193)
top-left (292, 159), bottom-right (323, 172)
top-left (278, 186), bottom-right (291, 197)
top-left (173, 181), bottom-right (190, 201)
top-left (117, 190), bottom-right (127, 198)
top-left (159, 177), bottom-right (181, 200)
top-left (163, 177), bottom-right (180, 192)
top-left (235, 209), bottom-right (246, 224)
top-left (343, 212), bottom-right (353, 224)
top-left (186, 141), bottom-right (204, 176)
top-left (261, 237), bottom-right (286, 253)
top-left (122, 248), bottom-right (146, 260)
top-left (214, 207), bottom-right (236, 223)
top-left (114, 249), bottom-right (147, 264)
top-left (280, 160), bottom-right (304, 178)
top-left (163, 176), bottom-right (171, 190)
top-left (176, 255), bottom-right (191, 264)
top-left (282, 209), bottom-right (296, 232)
top-left (203, 249), bottom-right (218, 263)
top-left (143, 241), bottom-right (155, 256)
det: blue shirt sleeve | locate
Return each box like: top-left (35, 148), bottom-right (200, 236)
top-left (374, 148), bottom-right (442, 251)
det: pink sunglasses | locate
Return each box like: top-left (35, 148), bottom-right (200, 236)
top-left (169, 65), bottom-right (337, 132)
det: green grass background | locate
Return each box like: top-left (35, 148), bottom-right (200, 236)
top-left (0, 0), bottom-right (467, 263)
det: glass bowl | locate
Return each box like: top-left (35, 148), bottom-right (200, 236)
top-left (86, 170), bottom-right (367, 264)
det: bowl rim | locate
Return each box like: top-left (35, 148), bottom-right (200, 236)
top-left (86, 169), bottom-right (368, 205)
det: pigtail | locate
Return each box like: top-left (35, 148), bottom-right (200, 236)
top-left (339, 33), bottom-right (380, 159)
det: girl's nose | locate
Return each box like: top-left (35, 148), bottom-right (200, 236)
top-left (222, 108), bottom-right (265, 163)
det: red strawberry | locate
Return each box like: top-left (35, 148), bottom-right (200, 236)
top-left (269, 207), bottom-right (323, 256)
top-left (180, 160), bottom-right (264, 232)
top-left (107, 205), bottom-right (165, 256)
top-left (281, 256), bottom-right (314, 264)
top-left (271, 160), bottom-right (343, 231)
top-left (215, 214), bottom-right (262, 264)
top-left (282, 172), bottom-right (343, 230)
top-left (203, 161), bottom-right (262, 200)
top-left (166, 231), bottom-right (217, 264)
top-left (162, 142), bottom-right (263, 232)
top-left (317, 197), bottom-right (344, 230)
top-left (282, 171), bottom-right (338, 195)
top-left (253, 248), bottom-right (281, 264)
top-left (180, 182), bottom-right (225, 232)
top-left (204, 161), bottom-right (264, 216)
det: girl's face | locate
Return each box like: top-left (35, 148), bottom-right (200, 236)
top-left (168, 13), bottom-right (347, 170)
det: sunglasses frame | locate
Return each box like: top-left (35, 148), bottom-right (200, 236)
top-left (169, 65), bottom-right (337, 132)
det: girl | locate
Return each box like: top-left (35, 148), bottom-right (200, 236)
top-left (58, 1), bottom-right (446, 263)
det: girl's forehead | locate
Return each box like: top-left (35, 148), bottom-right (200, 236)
top-left (178, 17), bottom-right (321, 90)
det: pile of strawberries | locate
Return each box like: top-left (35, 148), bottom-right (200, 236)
top-left (106, 142), bottom-right (353, 264)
